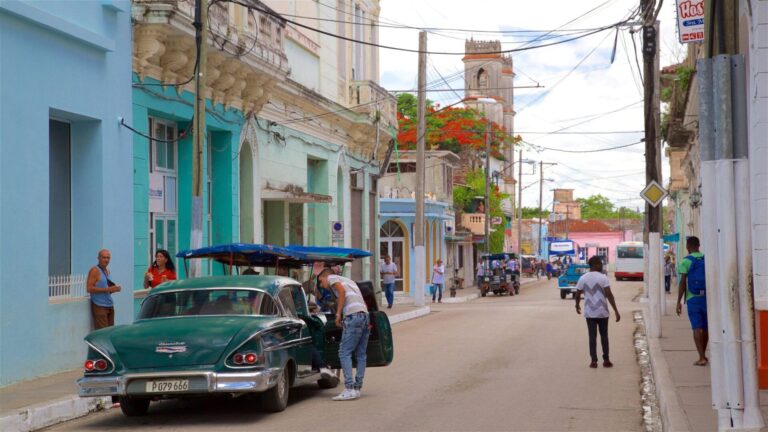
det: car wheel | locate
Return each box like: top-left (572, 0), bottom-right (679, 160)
top-left (560, 290), bottom-right (567, 299)
top-left (317, 369), bottom-right (340, 389)
top-left (119, 396), bottom-right (150, 417)
top-left (262, 367), bottom-right (290, 412)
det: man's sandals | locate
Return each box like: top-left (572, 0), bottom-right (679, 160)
top-left (693, 359), bottom-right (708, 366)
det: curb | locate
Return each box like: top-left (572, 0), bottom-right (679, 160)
top-left (388, 306), bottom-right (431, 324)
top-left (442, 293), bottom-right (478, 303)
top-left (0, 396), bottom-right (112, 432)
top-left (642, 304), bottom-right (691, 432)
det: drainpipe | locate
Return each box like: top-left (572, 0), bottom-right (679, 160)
top-left (732, 55), bottom-right (764, 430)
top-left (697, 57), bottom-right (728, 414)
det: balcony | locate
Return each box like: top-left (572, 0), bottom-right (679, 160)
top-left (132, 0), bottom-right (289, 112)
top-left (349, 80), bottom-right (397, 128)
top-left (461, 213), bottom-right (486, 236)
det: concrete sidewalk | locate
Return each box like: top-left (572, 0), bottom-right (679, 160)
top-left (648, 295), bottom-right (768, 431)
top-left (0, 304), bottom-right (436, 432)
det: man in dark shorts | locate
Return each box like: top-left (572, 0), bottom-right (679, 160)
top-left (675, 236), bottom-right (708, 366)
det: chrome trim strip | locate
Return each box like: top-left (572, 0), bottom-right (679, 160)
top-left (84, 342), bottom-right (116, 375)
top-left (263, 336), bottom-right (313, 352)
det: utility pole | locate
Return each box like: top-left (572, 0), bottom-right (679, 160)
top-left (484, 120), bottom-right (492, 257)
top-left (517, 149), bottom-right (523, 255)
top-left (537, 161), bottom-right (556, 258)
top-left (640, 0), bottom-right (663, 336)
top-left (413, 31), bottom-right (427, 307)
top-left (190, 0), bottom-right (208, 277)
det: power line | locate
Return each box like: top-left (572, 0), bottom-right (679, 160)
top-left (524, 139), bottom-right (645, 153)
top-left (517, 130), bottom-right (644, 135)
top-left (223, 0), bottom-right (633, 56)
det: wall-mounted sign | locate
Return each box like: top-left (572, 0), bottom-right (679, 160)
top-left (675, 0), bottom-right (705, 43)
top-left (491, 216), bottom-right (503, 226)
top-left (149, 173), bottom-right (164, 213)
top-left (331, 221), bottom-right (344, 241)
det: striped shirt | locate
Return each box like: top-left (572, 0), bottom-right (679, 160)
top-left (328, 275), bottom-right (368, 317)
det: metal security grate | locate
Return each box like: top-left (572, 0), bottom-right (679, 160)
top-left (48, 274), bottom-right (88, 301)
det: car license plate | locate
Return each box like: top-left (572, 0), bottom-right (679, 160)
top-left (145, 379), bottom-right (189, 393)
top-left (569, 282), bottom-right (576, 286)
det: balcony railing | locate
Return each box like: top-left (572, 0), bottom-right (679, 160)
top-left (49, 274), bottom-right (88, 302)
top-left (461, 213), bottom-right (486, 236)
top-left (349, 80), bottom-right (397, 127)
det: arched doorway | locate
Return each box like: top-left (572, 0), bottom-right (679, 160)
top-left (239, 140), bottom-right (254, 243)
top-left (380, 220), bottom-right (406, 292)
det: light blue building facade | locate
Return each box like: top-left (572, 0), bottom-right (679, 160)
top-left (0, 1), bottom-right (133, 386)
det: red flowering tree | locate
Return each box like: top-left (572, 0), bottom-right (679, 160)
top-left (396, 93), bottom-right (517, 160)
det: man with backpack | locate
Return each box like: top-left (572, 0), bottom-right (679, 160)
top-left (675, 236), bottom-right (708, 366)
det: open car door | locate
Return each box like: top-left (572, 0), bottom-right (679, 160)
top-left (322, 310), bottom-right (394, 368)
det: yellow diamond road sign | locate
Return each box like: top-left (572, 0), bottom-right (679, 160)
top-left (641, 180), bottom-right (668, 207)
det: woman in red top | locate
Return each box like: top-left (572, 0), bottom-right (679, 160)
top-left (144, 249), bottom-right (177, 289)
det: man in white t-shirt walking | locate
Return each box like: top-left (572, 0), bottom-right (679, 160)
top-left (380, 255), bottom-right (398, 309)
top-left (574, 256), bottom-right (621, 368)
top-left (431, 259), bottom-right (445, 303)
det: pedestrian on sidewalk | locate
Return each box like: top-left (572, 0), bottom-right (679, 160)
top-left (86, 249), bottom-right (121, 329)
top-left (143, 249), bottom-right (177, 289)
top-left (431, 259), bottom-right (445, 303)
top-left (319, 268), bottom-right (369, 401)
top-left (664, 255), bottom-right (674, 294)
top-left (574, 255), bottom-right (621, 368)
top-left (675, 236), bottom-right (708, 366)
top-left (380, 255), bottom-right (398, 309)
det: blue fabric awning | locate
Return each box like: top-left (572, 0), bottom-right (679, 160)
top-left (176, 243), bottom-right (370, 268)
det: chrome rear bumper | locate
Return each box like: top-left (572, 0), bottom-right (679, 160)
top-left (77, 368), bottom-right (281, 397)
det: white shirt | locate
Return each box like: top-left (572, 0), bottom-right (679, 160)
top-left (432, 264), bottom-right (445, 284)
top-left (328, 274), bottom-right (368, 316)
top-left (575, 271), bottom-right (611, 318)
top-left (380, 262), bottom-right (398, 284)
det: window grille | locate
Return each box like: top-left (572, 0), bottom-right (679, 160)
top-left (48, 274), bottom-right (88, 301)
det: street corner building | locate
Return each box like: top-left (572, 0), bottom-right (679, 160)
top-left (0, 1), bottom-right (134, 386)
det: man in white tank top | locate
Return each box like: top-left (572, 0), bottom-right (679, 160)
top-left (318, 268), bottom-right (369, 401)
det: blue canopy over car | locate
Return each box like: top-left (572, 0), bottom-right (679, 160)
top-left (176, 243), bottom-right (371, 269)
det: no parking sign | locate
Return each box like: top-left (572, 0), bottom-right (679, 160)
top-left (331, 221), bottom-right (344, 241)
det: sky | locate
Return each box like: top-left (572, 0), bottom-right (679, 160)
top-left (377, 0), bottom-right (685, 212)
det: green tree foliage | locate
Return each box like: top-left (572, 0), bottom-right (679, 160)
top-left (453, 169), bottom-right (508, 253)
top-left (575, 194), bottom-right (642, 220)
top-left (521, 207), bottom-right (550, 219)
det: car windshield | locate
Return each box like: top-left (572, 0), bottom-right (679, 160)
top-left (572, 267), bottom-right (588, 275)
top-left (138, 289), bottom-right (280, 319)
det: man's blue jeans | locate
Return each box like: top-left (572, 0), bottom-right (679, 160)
top-left (383, 282), bottom-right (395, 307)
top-left (432, 283), bottom-right (443, 301)
top-left (339, 312), bottom-right (370, 390)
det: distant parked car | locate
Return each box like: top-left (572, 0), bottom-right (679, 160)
top-left (557, 264), bottom-right (590, 299)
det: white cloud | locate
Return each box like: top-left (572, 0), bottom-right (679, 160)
top-left (379, 0), bottom-right (682, 211)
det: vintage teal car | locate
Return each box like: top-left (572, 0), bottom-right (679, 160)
top-left (77, 275), bottom-right (394, 416)
top-left (557, 264), bottom-right (590, 299)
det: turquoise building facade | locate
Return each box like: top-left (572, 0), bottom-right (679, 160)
top-left (0, 1), bottom-right (133, 386)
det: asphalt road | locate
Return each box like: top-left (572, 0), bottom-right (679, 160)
top-left (45, 276), bottom-right (645, 432)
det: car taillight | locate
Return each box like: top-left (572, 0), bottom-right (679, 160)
top-left (85, 359), bottom-right (108, 372)
top-left (84, 360), bottom-right (95, 371)
top-left (232, 352), bottom-right (261, 366)
top-left (94, 359), bottom-right (108, 371)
